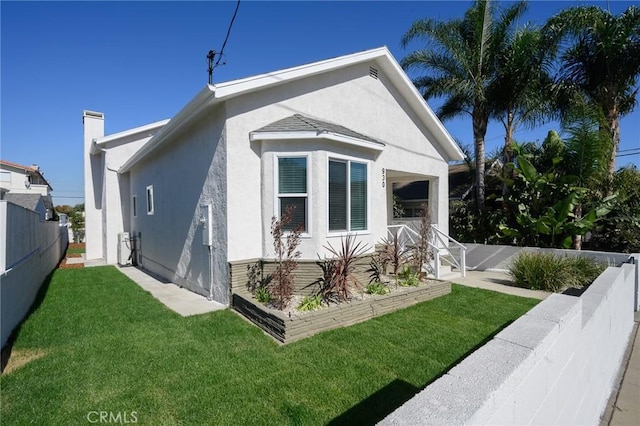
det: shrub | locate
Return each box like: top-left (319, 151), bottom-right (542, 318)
top-left (398, 265), bottom-right (420, 287)
top-left (381, 232), bottom-right (410, 288)
top-left (366, 281), bottom-right (390, 295)
top-left (322, 234), bottom-right (368, 302)
top-left (508, 252), bottom-right (606, 292)
top-left (254, 286), bottom-right (271, 303)
top-left (269, 206), bottom-right (303, 309)
top-left (297, 295), bottom-right (323, 312)
top-left (366, 254), bottom-right (387, 286)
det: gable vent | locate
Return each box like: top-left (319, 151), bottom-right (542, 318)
top-left (369, 67), bottom-right (379, 80)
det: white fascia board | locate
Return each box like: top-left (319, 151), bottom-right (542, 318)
top-left (119, 85), bottom-right (217, 173)
top-left (95, 119), bottom-right (170, 147)
top-left (250, 131), bottom-right (385, 152)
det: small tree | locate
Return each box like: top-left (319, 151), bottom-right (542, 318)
top-left (269, 205), bottom-right (302, 309)
top-left (382, 232), bottom-right (410, 288)
top-left (70, 203), bottom-right (85, 243)
top-left (412, 203), bottom-right (433, 280)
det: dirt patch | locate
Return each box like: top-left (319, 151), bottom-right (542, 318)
top-left (1, 347), bottom-right (46, 374)
top-left (66, 253), bottom-right (82, 258)
top-left (69, 242), bottom-right (85, 250)
top-left (60, 261), bottom-right (84, 269)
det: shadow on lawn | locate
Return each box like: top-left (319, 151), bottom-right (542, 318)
top-left (329, 317), bottom-right (517, 424)
top-left (327, 379), bottom-right (419, 425)
top-left (1, 267), bottom-right (56, 374)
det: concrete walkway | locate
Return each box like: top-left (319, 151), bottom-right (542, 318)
top-left (605, 311), bottom-right (640, 426)
top-left (451, 270), bottom-right (550, 300)
top-left (116, 266), bottom-right (226, 316)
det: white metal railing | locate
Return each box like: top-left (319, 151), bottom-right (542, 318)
top-left (386, 224), bottom-right (466, 279)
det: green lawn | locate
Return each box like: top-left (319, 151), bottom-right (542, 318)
top-left (66, 247), bottom-right (85, 255)
top-left (0, 267), bottom-right (538, 425)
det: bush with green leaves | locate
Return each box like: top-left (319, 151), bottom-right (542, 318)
top-left (254, 286), bottom-right (271, 303)
top-left (398, 265), bottom-right (420, 287)
top-left (508, 252), bottom-right (606, 292)
top-left (366, 282), bottom-right (390, 295)
top-left (297, 295), bottom-right (323, 312)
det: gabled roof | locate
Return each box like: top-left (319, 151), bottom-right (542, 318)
top-left (0, 159), bottom-right (53, 190)
top-left (250, 114), bottom-right (385, 152)
top-left (3, 193), bottom-right (45, 211)
top-left (120, 47), bottom-right (464, 172)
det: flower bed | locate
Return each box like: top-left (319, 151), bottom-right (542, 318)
top-left (232, 280), bottom-right (451, 344)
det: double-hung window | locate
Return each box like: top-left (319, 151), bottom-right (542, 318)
top-left (277, 156), bottom-right (307, 231)
top-left (328, 159), bottom-right (367, 232)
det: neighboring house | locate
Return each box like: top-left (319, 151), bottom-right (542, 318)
top-left (449, 159), bottom-right (504, 201)
top-left (0, 160), bottom-right (54, 220)
top-left (84, 47), bottom-right (464, 305)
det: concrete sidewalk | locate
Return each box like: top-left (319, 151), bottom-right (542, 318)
top-left (452, 270), bottom-right (550, 300)
top-left (117, 266), bottom-right (226, 316)
top-left (604, 311), bottom-right (640, 426)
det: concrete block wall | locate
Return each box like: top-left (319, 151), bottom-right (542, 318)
top-left (464, 243), bottom-right (631, 272)
top-left (1, 201), bottom-right (68, 348)
top-left (381, 262), bottom-right (636, 425)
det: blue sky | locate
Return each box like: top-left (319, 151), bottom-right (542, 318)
top-left (2, 1), bottom-right (639, 206)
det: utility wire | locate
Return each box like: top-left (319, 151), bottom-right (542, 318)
top-left (215, 0), bottom-right (241, 68)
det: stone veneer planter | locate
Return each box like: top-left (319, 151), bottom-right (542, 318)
top-left (232, 281), bottom-right (451, 344)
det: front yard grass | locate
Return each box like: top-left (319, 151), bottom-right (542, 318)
top-left (0, 266), bottom-right (538, 425)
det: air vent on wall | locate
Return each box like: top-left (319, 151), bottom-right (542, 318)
top-left (369, 66), bottom-right (379, 80)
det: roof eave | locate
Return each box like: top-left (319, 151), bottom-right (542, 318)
top-left (119, 85), bottom-right (217, 173)
top-left (249, 131), bottom-right (385, 152)
top-left (95, 119), bottom-right (170, 147)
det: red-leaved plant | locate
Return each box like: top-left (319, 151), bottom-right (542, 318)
top-left (269, 205), bottom-right (302, 309)
top-left (323, 234), bottom-right (368, 302)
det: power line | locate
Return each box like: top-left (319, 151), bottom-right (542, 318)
top-left (215, 0), bottom-right (240, 68)
top-left (207, 0), bottom-right (241, 84)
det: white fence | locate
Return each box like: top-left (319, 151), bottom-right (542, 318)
top-left (1, 201), bottom-right (68, 348)
top-left (382, 254), bottom-right (639, 425)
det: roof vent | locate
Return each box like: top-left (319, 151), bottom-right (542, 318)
top-left (369, 67), bottom-right (379, 80)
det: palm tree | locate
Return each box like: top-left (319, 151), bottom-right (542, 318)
top-left (401, 0), bottom-right (527, 211)
top-left (561, 104), bottom-right (611, 249)
top-left (488, 26), bottom-right (556, 166)
top-left (545, 5), bottom-right (640, 177)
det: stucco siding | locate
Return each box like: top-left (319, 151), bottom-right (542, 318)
top-left (129, 108), bottom-right (228, 304)
top-left (225, 61), bottom-right (450, 260)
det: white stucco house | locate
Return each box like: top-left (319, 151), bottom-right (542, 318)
top-left (0, 160), bottom-right (54, 220)
top-left (84, 47), bottom-right (464, 305)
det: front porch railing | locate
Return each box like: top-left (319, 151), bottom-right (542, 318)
top-left (386, 224), bottom-right (466, 279)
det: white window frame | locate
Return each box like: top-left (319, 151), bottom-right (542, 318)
top-left (0, 171), bottom-right (10, 182)
top-left (132, 195), bottom-right (137, 218)
top-left (146, 185), bottom-right (154, 215)
top-left (327, 155), bottom-right (370, 237)
top-left (273, 153), bottom-right (311, 237)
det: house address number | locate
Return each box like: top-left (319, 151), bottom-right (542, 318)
top-left (382, 168), bottom-right (385, 188)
